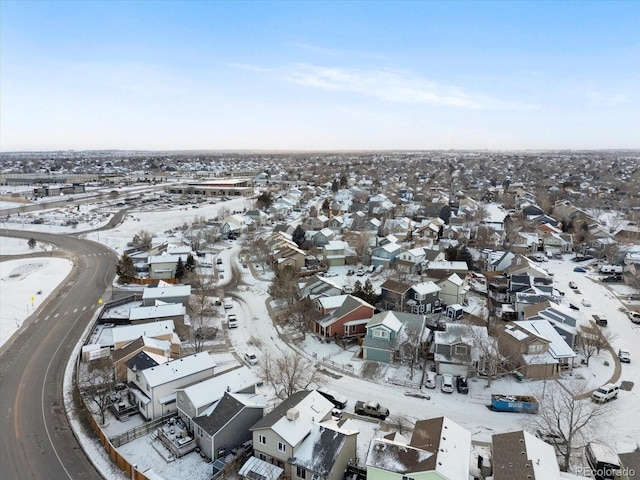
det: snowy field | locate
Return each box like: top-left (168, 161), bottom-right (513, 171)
top-left (2, 196), bottom-right (640, 479)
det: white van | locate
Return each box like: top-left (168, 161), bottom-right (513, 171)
top-left (224, 297), bottom-right (233, 309)
top-left (591, 383), bottom-right (619, 403)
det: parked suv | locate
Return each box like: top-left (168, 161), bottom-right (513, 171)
top-left (456, 377), bottom-right (469, 394)
top-left (316, 387), bottom-right (348, 409)
top-left (591, 383), bottom-right (619, 403)
top-left (441, 374), bottom-right (454, 393)
top-left (424, 371), bottom-right (436, 389)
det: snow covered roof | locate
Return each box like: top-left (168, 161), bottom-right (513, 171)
top-left (515, 320), bottom-right (577, 359)
top-left (111, 320), bottom-right (175, 345)
top-left (289, 423), bottom-right (356, 477)
top-left (251, 390), bottom-right (334, 447)
top-left (142, 284), bottom-right (191, 300)
top-left (177, 366), bottom-right (259, 410)
top-left (141, 352), bottom-right (216, 388)
top-left (428, 261), bottom-right (469, 271)
top-left (316, 294), bottom-right (348, 311)
top-left (367, 311), bottom-right (403, 333)
top-left (492, 430), bottom-right (564, 480)
top-left (239, 456), bottom-right (283, 480)
top-left (129, 303), bottom-right (185, 321)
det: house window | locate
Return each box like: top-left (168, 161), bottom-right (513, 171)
top-left (296, 466), bottom-right (307, 479)
top-left (415, 293), bottom-right (425, 300)
top-left (373, 329), bottom-right (389, 339)
top-left (278, 442), bottom-right (286, 453)
top-left (258, 453), bottom-right (267, 461)
top-left (529, 343), bottom-right (544, 354)
top-left (454, 345), bottom-right (468, 355)
top-left (258, 434), bottom-right (266, 445)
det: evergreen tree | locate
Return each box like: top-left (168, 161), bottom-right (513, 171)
top-left (185, 253), bottom-right (196, 272)
top-left (292, 225), bottom-right (305, 248)
top-left (340, 173), bottom-right (348, 187)
top-left (175, 257), bottom-right (185, 280)
top-left (28, 237), bottom-right (36, 249)
top-left (256, 191), bottom-right (274, 209)
top-left (116, 253), bottom-right (136, 282)
top-left (331, 179), bottom-right (339, 192)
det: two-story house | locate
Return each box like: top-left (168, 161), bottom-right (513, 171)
top-left (313, 294), bottom-right (375, 339)
top-left (380, 279), bottom-right (411, 311)
top-left (498, 322), bottom-right (575, 380)
top-left (362, 311), bottom-right (426, 364)
top-left (433, 324), bottom-right (496, 377)
top-left (248, 390), bottom-right (358, 480)
top-left (365, 416), bottom-right (471, 480)
top-left (323, 240), bottom-right (349, 267)
top-left (177, 365), bottom-right (261, 433)
top-left (437, 273), bottom-right (470, 306)
top-left (370, 242), bottom-right (402, 268)
top-left (405, 281), bottom-right (441, 314)
top-left (127, 352), bottom-right (217, 420)
top-left (396, 246), bottom-right (427, 274)
top-left (141, 281), bottom-right (191, 306)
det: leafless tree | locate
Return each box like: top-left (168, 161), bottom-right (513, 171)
top-left (576, 325), bottom-right (601, 366)
top-left (259, 351), bottom-right (318, 399)
top-left (462, 320), bottom-right (501, 387)
top-left (80, 357), bottom-right (117, 426)
top-left (268, 265), bottom-right (299, 307)
top-left (388, 414), bottom-right (413, 435)
top-left (522, 379), bottom-right (609, 472)
top-left (131, 229), bottom-right (152, 247)
top-left (275, 298), bottom-right (319, 340)
top-left (186, 283), bottom-right (219, 353)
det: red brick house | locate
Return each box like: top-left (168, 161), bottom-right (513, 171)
top-left (313, 294), bottom-right (375, 339)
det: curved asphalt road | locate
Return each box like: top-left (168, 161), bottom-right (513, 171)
top-left (0, 228), bottom-right (119, 480)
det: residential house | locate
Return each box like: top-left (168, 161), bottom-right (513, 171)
top-left (433, 324), bottom-right (496, 377)
top-left (396, 246), bottom-right (427, 274)
top-left (509, 232), bottom-right (540, 253)
top-left (491, 430), bottom-right (583, 480)
top-left (221, 214), bottom-right (249, 238)
top-left (437, 273), bottom-right (470, 306)
top-left (193, 392), bottom-right (266, 461)
top-left (177, 366), bottom-right (261, 433)
top-left (514, 319), bottom-right (577, 372)
top-left (298, 275), bottom-right (343, 300)
top-left (148, 252), bottom-right (191, 279)
top-left (246, 209), bottom-right (270, 226)
top-left (110, 319), bottom-right (178, 350)
top-left (323, 241), bottom-right (349, 267)
top-left (405, 281), bottom-right (441, 314)
top-left (523, 302), bottom-right (579, 349)
top-left (365, 416), bottom-right (471, 480)
top-left (380, 279), bottom-right (411, 311)
top-left (541, 231), bottom-right (573, 254)
top-left (112, 336), bottom-right (172, 380)
top-left (248, 390), bottom-right (358, 480)
top-left (127, 352), bottom-right (217, 420)
top-left (272, 244), bottom-right (307, 271)
top-left (362, 311), bottom-right (426, 364)
top-left (142, 281), bottom-right (191, 306)
top-left (313, 294), bottom-right (375, 338)
top-left (370, 242), bottom-right (402, 268)
top-left (327, 215), bottom-right (344, 231)
top-left (498, 321), bottom-right (576, 380)
top-left (128, 303), bottom-right (186, 325)
top-left (482, 250), bottom-right (515, 272)
top-left (312, 228), bottom-right (335, 247)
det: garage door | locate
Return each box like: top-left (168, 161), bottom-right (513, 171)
top-left (437, 362), bottom-right (468, 377)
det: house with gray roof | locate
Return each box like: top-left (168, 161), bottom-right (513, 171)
top-left (248, 390), bottom-right (357, 480)
top-left (313, 294), bottom-right (375, 339)
top-left (193, 391), bottom-right (266, 461)
top-left (362, 311), bottom-right (426, 364)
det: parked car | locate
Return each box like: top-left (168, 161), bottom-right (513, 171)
top-left (441, 374), bottom-right (454, 393)
top-left (573, 267), bottom-right (587, 273)
top-left (424, 371), bottom-right (436, 389)
top-left (618, 349), bottom-right (631, 363)
top-left (535, 430), bottom-right (567, 446)
top-left (244, 351), bottom-right (258, 365)
top-left (316, 387), bottom-right (348, 409)
top-left (569, 281), bottom-right (578, 289)
top-left (216, 258), bottom-right (223, 265)
top-left (591, 383), bottom-right (619, 403)
top-left (581, 298), bottom-right (592, 307)
top-left (569, 303), bottom-right (580, 311)
top-left (627, 311), bottom-right (640, 324)
top-left (456, 377), bottom-right (469, 394)
top-left (593, 314), bottom-right (608, 327)
top-left (324, 272), bottom-right (338, 277)
top-left (228, 313), bottom-right (238, 329)
top-left (602, 275), bottom-right (622, 283)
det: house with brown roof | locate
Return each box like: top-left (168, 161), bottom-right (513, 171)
top-left (365, 416), bottom-right (471, 480)
top-left (313, 294), bottom-right (375, 339)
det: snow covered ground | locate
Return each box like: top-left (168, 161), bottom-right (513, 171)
top-left (2, 198), bottom-right (640, 478)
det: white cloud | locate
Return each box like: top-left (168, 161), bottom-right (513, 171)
top-left (232, 62), bottom-right (536, 110)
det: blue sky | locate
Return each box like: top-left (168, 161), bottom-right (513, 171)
top-left (1, 0), bottom-right (638, 151)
